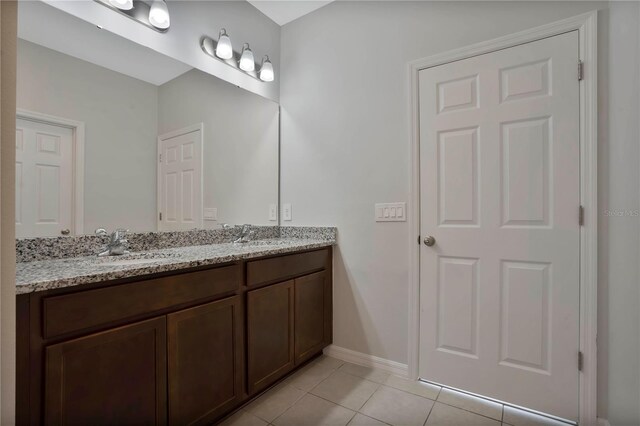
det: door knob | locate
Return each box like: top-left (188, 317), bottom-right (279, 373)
top-left (61, 229), bottom-right (70, 235)
top-left (424, 236), bottom-right (436, 247)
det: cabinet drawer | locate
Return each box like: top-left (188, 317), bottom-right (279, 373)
top-left (246, 249), bottom-right (329, 288)
top-left (43, 264), bottom-right (241, 339)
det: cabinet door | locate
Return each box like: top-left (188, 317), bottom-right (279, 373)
top-left (247, 280), bottom-right (294, 394)
top-left (167, 296), bottom-right (242, 425)
top-left (294, 271), bottom-right (330, 364)
top-left (45, 317), bottom-right (167, 426)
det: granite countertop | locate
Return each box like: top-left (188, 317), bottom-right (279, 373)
top-left (16, 238), bottom-right (334, 295)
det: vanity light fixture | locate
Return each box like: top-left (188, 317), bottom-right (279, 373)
top-left (216, 29), bottom-right (233, 60)
top-left (259, 56), bottom-right (274, 82)
top-left (239, 43), bottom-right (255, 72)
top-left (149, 0), bottom-right (170, 30)
top-left (200, 32), bottom-right (274, 83)
top-left (108, 0), bottom-right (133, 10)
top-left (94, 0), bottom-right (170, 33)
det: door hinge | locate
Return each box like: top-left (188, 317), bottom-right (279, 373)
top-left (159, 153), bottom-right (162, 163)
top-left (579, 205), bottom-right (584, 226)
top-left (159, 212), bottom-right (162, 221)
top-left (578, 351), bottom-right (584, 371)
top-left (578, 60), bottom-right (584, 81)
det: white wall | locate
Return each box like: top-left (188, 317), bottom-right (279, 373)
top-left (158, 69), bottom-right (279, 226)
top-left (44, 0), bottom-right (281, 102)
top-left (279, 1), bottom-right (639, 423)
top-left (599, 2), bottom-right (640, 424)
top-left (17, 39), bottom-right (159, 233)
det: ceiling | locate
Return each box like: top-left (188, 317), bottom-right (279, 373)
top-left (248, 1), bottom-right (334, 26)
top-left (18, 1), bottom-right (192, 86)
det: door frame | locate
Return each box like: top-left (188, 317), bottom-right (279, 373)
top-left (407, 11), bottom-right (598, 424)
top-left (156, 123), bottom-right (204, 231)
top-left (16, 109), bottom-right (85, 236)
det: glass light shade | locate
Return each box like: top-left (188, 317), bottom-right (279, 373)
top-left (149, 0), bottom-right (170, 29)
top-left (239, 44), bottom-right (255, 72)
top-left (259, 56), bottom-right (274, 82)
top-left (109, 0), bottom-right (133, 10)
top-left (216, 29), bottom-right (233, 60)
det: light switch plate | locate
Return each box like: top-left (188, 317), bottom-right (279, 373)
top-left (204, 208), bottom-right (218, 221)
top-left (283, 203), bottom-right (292, 221)
top-left (269, 204), bottom-right (278, 221)
top-left (375, 202), bottom-right (406, 222)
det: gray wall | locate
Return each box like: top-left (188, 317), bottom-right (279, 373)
top-left (1, 2), bottom-right (17, 423)
top-left (17, 39), bottom-right (158, 233)
top-left (158, 69), bottom-right (279, 226)
top-left (599, 1), bottom-right (640, 423)
top-left (279, 1), bottom-right (639, 423)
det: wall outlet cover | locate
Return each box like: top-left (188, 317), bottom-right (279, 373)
top-left (204, 208), bottom-right (218, 221)
top-left (269, 204), bottom-right (278, 221)
top-left (283, 203), bottom-right (292, 221)
top-left (375, 202), bottom-right (406, 222)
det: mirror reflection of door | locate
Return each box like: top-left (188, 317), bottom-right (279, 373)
top-left (15, 115), bottom-right (81, 238)
top-left (157, 125), bottom-right (203, 232)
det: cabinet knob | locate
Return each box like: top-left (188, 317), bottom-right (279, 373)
top-left (423, 236), bottom-right (436, 247)
top-left (61, 229), bottom-right (70, 235)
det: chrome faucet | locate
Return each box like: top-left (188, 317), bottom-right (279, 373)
top-left (222, 224), bottom-right (254, 243)
top-left (95, 228), bottom-right (130, 256)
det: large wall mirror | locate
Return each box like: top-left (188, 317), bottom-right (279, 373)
top-left (16, 1), bottom-right (279, 238)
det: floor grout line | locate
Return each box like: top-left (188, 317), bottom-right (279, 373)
top-left (432, 399), bottom-right (505, 423)
top-left (295, 372), bottom-right (392, 424)
top-left (344, 409), bottom-right (357, 426)
top-left (324, 357), bottom-right (503, 424)
top-left (353, 380), bottom-right (382, 412)
top-left (335, 366), bottom-right (390, 384)
top-left (270, 357), bottom-right (519, 426)
top-left (423, 378), bottom-right (574, 425)
top-left (434, 385), bottom-right (443, 400)
top-left (422, 397), bottom-right (437, 426)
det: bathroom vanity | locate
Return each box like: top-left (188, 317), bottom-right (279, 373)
top-left (16, 237), bottom-right (334, 425)
top-left (14, 3), bottom-right (331, 424)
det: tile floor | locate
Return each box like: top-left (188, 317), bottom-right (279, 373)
top-left (221, 355), bottom-right (572, 426)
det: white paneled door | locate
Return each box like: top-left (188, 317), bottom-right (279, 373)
top-left (158, 126), bottom-right (203, 231)
top-left (16, 118), bottom-right (74, 238)
top-left (418, 32), bottom-right (580, 420)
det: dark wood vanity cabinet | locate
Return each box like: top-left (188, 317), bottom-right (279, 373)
top-left (168, 296), bottom-right (243, 425)
top-left (17, 247), bottom-right (332, 426)
top-left (45, 317), bottom-right (168, 426)
top-left (246, 253), bottom-right (332, 395)
top-left (247, 281), bottom-right (295, 394)
top-left (294, 271), bottom-right (330, 364)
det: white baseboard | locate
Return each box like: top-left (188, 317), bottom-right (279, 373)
top-left (323, 345), bottom-right (408, 378)
top-left (597, 419), bottom-right (610, 426)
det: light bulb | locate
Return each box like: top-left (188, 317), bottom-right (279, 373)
top-left (216, 29), bottom-right (233, 60)
top-left (109, 0), bottom-right (133, 10)
top-left (259, 56), bottom-right (274, 82)
top-left (239, 43), bottom-right (255, 72)
top-left (149, 0), bottom-right (170, 30)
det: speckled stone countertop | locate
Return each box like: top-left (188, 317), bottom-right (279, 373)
top-left (16, 237), bottom-right (335, 295)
